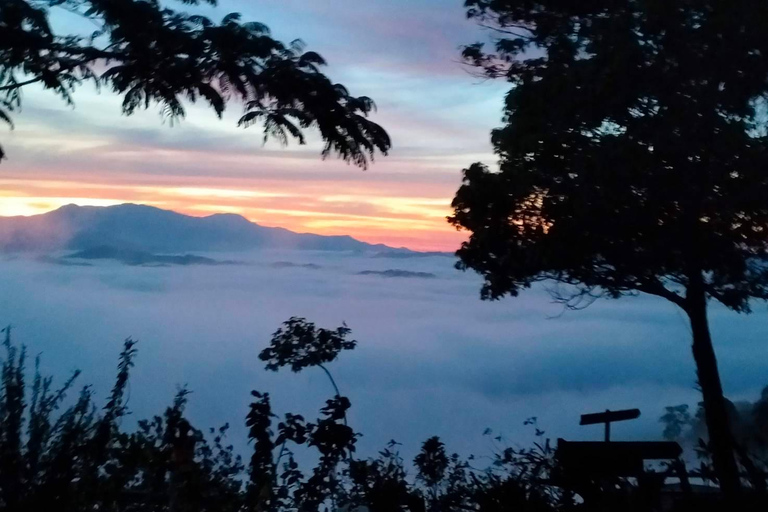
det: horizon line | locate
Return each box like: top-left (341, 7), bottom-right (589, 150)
top-left (1, 201), bottom-right (457, 255)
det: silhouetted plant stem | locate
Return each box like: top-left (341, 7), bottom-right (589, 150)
top-left (318, 364), bottom-right (341, 397)
top-left (317, 364), bottom-right (349, 429)
top-left (275, 440), bottom-right (288, 469)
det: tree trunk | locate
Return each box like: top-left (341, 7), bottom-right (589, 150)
top-left (685, 279), bottom-right (741, 497)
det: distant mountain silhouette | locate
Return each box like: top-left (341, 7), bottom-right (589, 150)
top-left (357, 269), bottom-right (437, 279)
top-left (270, 261), bottom-right (322, 270)
top-left (370, 251), bottom-right (452, 259)
top-left (66, 246), bottom-right (240, 266)
top-left (0, 204), bottom-right (400, 253)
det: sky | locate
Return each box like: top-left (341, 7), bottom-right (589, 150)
top-left (4, 0), bottom-right (768, 478)
top-left (0, 0), bottom-right (509, 251)
top-left (4, 251), bottom-right (768, 462)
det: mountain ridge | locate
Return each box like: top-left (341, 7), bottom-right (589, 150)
top-left (0, 203), bottom-right (406, 254)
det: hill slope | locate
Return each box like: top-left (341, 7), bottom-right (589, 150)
top-left (0, 204), bottom-right (397, 253)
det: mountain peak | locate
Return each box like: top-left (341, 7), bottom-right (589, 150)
top-left (1, 203), bottom-right (402, 254)
top-left (203, 212), bottom-right (255, 225)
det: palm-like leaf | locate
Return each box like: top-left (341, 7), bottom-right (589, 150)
top-left (0, 0), bottom-right (390, 166)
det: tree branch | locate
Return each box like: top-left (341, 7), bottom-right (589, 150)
top-left (317, 364), bottom-right (347, 426)
top-left (0, 50), bottom-right (118, 93)
top-left (0, 77), bottom-right (44, 92)
top-left (478, 22), bottom-right (535, 41)
top-left (317, 364), bottom-right (341, 397)
top-left (636, 279), bottom-right (687, 309)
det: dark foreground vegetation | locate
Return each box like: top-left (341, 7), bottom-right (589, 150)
top-left (0, 0), bottom-right (390, 167)
top-left (4, 1), bottom-right (768, 500)
top-left (451, 0), bottom-right (768, 497)
top-left (4, 1), bottom-right (768, 509)
top-left (0, 321), bottom-right (764, 512)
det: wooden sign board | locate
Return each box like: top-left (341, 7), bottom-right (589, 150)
top-left (580, 408), bottom-right (641, 441)
top-left (580, 408), bottom-right (640, 426)
top-left (556, 439), bottom-right (683, 478)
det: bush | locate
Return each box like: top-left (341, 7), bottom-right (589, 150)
top-left (0, 320), bottom-right (766, 511)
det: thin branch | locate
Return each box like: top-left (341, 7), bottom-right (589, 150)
top-left (317, 364), bottom-right (340, 397)
top-left (0, 53), bottom-right (108, 93)
top-left (317, 364), bottom-right (347, 427)
top-left (545, 283), bottom-right (602, 317)
top-left (478, 22), bottom-right (535, 41)
top-left (0, 77), bottom-right (44, 92)
top-left (275, 439), bottom-right (287, 468)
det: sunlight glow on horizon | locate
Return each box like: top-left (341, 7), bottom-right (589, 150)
top-left (0, 179), bottom-right (466, 251)
top-left (0, 0), bottom-right (505, 253)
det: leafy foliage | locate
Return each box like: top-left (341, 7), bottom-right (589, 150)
top-left (452, 0), bottom-right (768, 309)
top-left (449, 0), bottom-right (768, 493)
top-left (663, 388), bottom-right (768, 473)
top-left (661, 405), bottom-right (694, 443)
top-left (0, 327), bottom-right (245, 511)
top-left (0, 324), bottom-right (566, 511)
top-left (1, 323), bottom-right (768, 510)
top-left (414, 436), bottom-right (448, 494)
top-left (0, 0), bottom-right (390, 166)
top-left (260, 316), bottom-right (355, 375)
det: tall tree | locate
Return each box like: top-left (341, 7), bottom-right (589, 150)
top-left (0, 0), bottom-right (390, 166)
top-left (450, 0), bottom-right (768, 496)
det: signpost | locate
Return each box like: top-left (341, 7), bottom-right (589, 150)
top-left (579, 408), bottom-right (641, 442)
top-left (556, 408), bottom-right (682, 478)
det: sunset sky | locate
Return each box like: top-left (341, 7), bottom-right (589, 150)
top-left (0, 0), bottom-right (508, 251)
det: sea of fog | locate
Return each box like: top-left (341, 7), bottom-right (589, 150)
top-left (1, 250), bottom-right (768, 461)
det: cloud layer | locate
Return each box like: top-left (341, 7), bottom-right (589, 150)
top-left (1, 251), bottom-right (766, 461)
top-left (0, 0), bottom-right (508, 251)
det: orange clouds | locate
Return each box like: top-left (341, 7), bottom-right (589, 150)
top-left (0, 0), bottom-right (503, 254)
top-left (0, 176), bottom-right (465, 251)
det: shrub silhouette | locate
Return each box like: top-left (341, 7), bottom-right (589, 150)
top-left (0, 322), bottom-right (766, 511)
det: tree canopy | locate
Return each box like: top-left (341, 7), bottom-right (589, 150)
top-left (450, 0), bottom-right (768, 495)
top-left (0, 0), bottom-right (390, 166)
top-left (452, 0), bottom-right (768, 309)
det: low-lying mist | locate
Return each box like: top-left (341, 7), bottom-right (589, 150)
top-left (1, 249), bottom-right (767, 461)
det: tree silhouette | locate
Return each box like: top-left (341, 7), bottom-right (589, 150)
top-left (450, 0), bottom-right (768, 496)
top-left (0, 0), bottom-right (390, 166)
top-left (414, 436), bottom-right (449, 507)
top-left (259, 317), bottom-right (355, 398)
